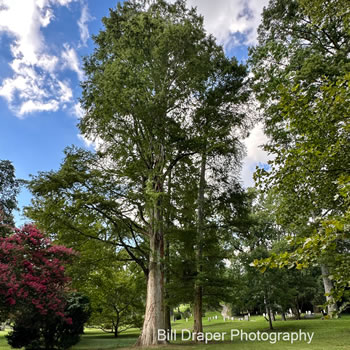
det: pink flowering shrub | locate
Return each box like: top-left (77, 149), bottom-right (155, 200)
top-left (0, 224), bottom-right (91, 350)
top-left (0, 224), bottom-right (74, 321)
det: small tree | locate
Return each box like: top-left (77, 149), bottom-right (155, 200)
top-left (88, 264), bottom-right (144, 337)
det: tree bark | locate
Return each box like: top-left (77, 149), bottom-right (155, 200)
top-left (193, 285), bottom-right (203, 340)
top-left (193, 152), bottom-right (206, 340)
top-left (114, 313), bottom-right (119, 338)
top-left (321, 264), bottom-right (338, 317)
top-left (293, 299), bottom-right (301, 320)
top-left (264, 294), bottom-right (273, 330)
top-left (267, 306), bottom-right (273, 330)
top-left (281, 312), bottom-right (286, 321)
top-left (137, 199), bottom-right (166, 346)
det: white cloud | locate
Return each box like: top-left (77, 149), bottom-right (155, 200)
top-left (0, 69), bottom-right (73, 116)
top-left (36, 54), bottom-right (59, 72)
top-left (77, 133), bottom-right (93, 147)
top-left (61, 43), bottom-right (84, 80)
top-left (39, 7), bottom-right (54, 27)
top-left (56, 0), bottom-right (75, 5)
top-left (71, 102), bottom-right (84, 118)
top-left (19, 100), bottom-right (59, 115)
top-left (58, 80), bottom-right (73, 102)
top-left (78, 2), bottom-right (92, 46)
top-left (77, 133), bottom-right (104, 150)
top-left (241, 123), bottom-right (272, 187)
top-left (0, 0), bottom-right (86, 117)
top-left (169, 0), bottom-right (269, 48)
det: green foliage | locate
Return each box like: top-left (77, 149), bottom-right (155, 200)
top-left (26, 147), bottom-right (150, 276)
top-left (254, 175), bottom-right (350, 311)
top-left (298, 0), bottom-right (350, 35)
top-left (0, 160), bottom-right (21, 235)
top-left (255, 74), bottom-right (350, 228)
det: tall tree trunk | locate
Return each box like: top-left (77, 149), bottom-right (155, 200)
top-left (281, 312), bottom-right (286, 321)
top-left (137, 199), bottom-right (166, 346)
top-left (193, 152), bottom-right (206, 340)
top-left (321, 264), bottom-right (338, 317)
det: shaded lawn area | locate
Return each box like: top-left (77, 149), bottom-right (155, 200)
top-left (1, 313), bottom-right (350, 349)
top-left (72, 328), bottom-right (138, 350)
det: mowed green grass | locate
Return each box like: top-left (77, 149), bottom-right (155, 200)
top-left (1, 312), bottom-right (350, 349)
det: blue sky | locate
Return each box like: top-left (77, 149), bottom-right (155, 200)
top-left (0, 0), bottom-right (270, 226)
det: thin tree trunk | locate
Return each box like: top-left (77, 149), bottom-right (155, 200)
top-left (264, 294), bottom-right (273, 330)
top-left (137, 198), bottom-right (166, 346)
top-left (164, 238), bottom-right (171, 332)
top-left (193, 152), bottom-right (206, 340)
top-left (114, 312), bottom-right (119, 338)
top-left (321, 264), bottom-right (338, 317)
top-left (165, 304), bottom-right (171, 332)
top-left (281, 312), bottom-right (286, 321)
top-left (294, 300), bottom-right (301, 320)
top-left (267, 307), bottom-right (273, 330)
top-left (164, 172), bottom-right (172, 333)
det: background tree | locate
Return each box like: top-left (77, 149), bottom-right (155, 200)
top-left (87, 265), bottom-right (144, 338)
top-left (230, 189), bottom-right (323, 327)
top-left (71, 250), bottom-right (145, 338)
top-left (0, 160), bottom-right (21, 236)
top-left (188, 53), bottom-right (248, 338)
top-left (249, 0), bottom-right (350, 315)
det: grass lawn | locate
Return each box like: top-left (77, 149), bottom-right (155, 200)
top-left (1, 312), bottom-right (350, 349)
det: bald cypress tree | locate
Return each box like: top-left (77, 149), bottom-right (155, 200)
top-left (78, 0), bottom-right (245, 345)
